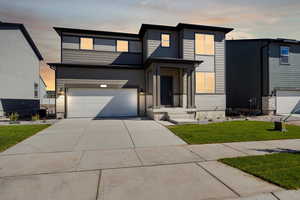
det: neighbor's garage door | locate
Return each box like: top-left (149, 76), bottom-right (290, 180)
top-left (276, 90), bottom-right (300, 115)
top-left (67, 88), bottom-right (138, 118)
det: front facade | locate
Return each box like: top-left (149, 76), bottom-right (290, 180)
top-left (226, 39), bottom-right (300, 115)
top-left (0, 22), bottom-right (44, 117)
top-left (50, 23), bottom-right (233, 121)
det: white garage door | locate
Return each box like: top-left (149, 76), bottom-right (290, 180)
top-left (277, 90), bottom-right (300, 115)
top-left (67, 88), bottom-right (138, 118)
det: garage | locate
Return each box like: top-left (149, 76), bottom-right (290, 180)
top-left (276, 90), bottom-right (300, 115)
top-left (67, 88), bottom-right (138, 118)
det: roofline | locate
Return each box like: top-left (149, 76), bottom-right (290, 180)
top-left (0, 22), bottom-right (43, 60)
top-left (227, 38), bottom-right (300, 44)
top-left (39, 75), bottom-right (47, 87)
top-left (47, 62), bottom-right (144, 70)
top-left (53, 27), bottom-right (140, 38)
top-left (53, 23), bottom-right (234, 38)
top-left (145, 57), bottom-right (203, 66)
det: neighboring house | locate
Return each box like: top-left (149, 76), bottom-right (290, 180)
top-left (49, 23), bottom-right (233, 121)
top-left (40, 76), bottom-right (47, 105)
top-left (0, 22), bottom-right (44, 117)
top-left (226, 38), bottom-right (300, 115)
top-left (41, 90), bottom-right (56, 115)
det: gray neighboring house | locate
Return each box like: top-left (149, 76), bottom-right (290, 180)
top-left (0, 22), bottom-right (44, 117)
top-left (226, 39), bottom-right (300, 115)
top-left (49, 23), bottom-right (233, 121)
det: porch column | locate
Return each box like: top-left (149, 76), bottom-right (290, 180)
top-left (186, 68), bottom-right (191, 108)
top-left (191, 68), bottom-right (196, 108)
top-left (152, 64), bottom-right (160, 109)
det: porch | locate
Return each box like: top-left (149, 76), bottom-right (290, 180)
top-left (145, 58), bottom-right (202, 121)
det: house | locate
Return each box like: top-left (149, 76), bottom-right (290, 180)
top-left (0, 22), bottom-right (44, 117)
top-left (49, 23), bottom-right (233, 121)
top-left (226, 38), bottom-right (300, 115)
top-left (40, 90), bottom-right (56, 115)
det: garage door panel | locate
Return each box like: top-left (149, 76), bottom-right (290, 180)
top-left (277, 90), bottom-right (300, 115)
top-left (67, 88), bottom-right (137, 118)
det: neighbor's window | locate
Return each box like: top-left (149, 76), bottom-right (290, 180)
top-left (34, 83), bottom-right (39, 98)
top-left (117, 40), bottom-right (129, 52)
top-left (280, 46), bottom-right (290, 64)
top-left (80, 38), bottom-right (94, 50)
top-left (161, 33), bottom-right (170, 47)
top-left (196, 72), bottom-right (215, 93)
top-left (195, 33), bottom-right (215, 55)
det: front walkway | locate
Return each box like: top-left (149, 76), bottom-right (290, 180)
top-left (0, 119), bottom-right (299, 200)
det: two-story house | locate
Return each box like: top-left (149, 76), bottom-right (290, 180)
top-left (226, 39), bottom-right (300, 115)
top-left (49, 23), bottom-right (233, 121)
top-left (0, 22), bottom-right (44, 117)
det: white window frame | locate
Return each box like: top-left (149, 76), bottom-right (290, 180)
top-left (161, 33), bottom-right (170, 47)
top-left (280, 46), bottom-right (290, 65)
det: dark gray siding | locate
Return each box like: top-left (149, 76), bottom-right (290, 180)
top-left (269, 43), bottom-right (300, 93)
top-left (144, 29), bottom-right (178, 59)
top-left (181, 29), bottom-right (226, 93)
top-left (0, 99), bottom-right (39, 117)
top-left (62, 49), bottom-right (142, 65)
top-left (226, 40), bottom-right (263, 110)
top-left (56, 66), bottom-right (145, 90)
top-left (61, 35), bottom-right (142, 65)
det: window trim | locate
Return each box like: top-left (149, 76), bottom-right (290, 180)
top-left (161, 33), bottom-right (171, 48)
top-left (194, 33), bottom-right (215, 56)
top-left (34, 83), bottom-right (39, 98)
top-left (280, 46), bottom-right (290, 65)
top-left (116, 40), bottom-right (129, 52)
top-left (79, 37), bottom-right (94, 50)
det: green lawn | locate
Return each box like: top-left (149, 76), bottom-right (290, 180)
top-left (0, 124), bottom-right (50, 152)
top-left (220, 153), bottom-right (300, 189)
top-left (168, 121), bottom-right (300, 144)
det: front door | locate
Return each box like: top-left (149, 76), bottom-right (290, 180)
top-left (160, 76), bottom-right (173, 106)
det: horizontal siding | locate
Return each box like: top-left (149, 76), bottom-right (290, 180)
top-left (195, 94), bottom-right (226, 110)
top-left (195, 55), bottom-right (215, 72)
top-left (269, 43), bottom-right (300, 92)
top-left (62, 49), bottom-right (142, 65)
top-left (0, 99), bottom-right (39, 116)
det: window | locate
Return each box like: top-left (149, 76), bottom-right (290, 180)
top-left (34, 83), bottom-right (39, 98)
top-left (161, 33), bottom-right (170, 47)
top-left (280, 46), bottom-right (290, 64)
top-left (80, 38), bottom-right (93, 50)
top-left (195, 33), bottom-right (215, 55)
top-left (196, 72), bottom-right (215, 93)
top-left (117, 40), bottom-right (129, 52)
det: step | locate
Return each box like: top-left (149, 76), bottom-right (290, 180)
top-left (168, 118), bottom-right (199, 125)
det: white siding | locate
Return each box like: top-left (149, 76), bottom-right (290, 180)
top-left (0, 29), bottom-right (40, 99)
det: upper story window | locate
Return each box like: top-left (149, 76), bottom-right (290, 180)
top-left (161, 33), bottom-right (170, 47)
top-left (195, 33), bottom-right (215, 55)
top-left (80, 37), bottom-right (94, 50)
top-left (34, 83), bottom-right (39, 98)
top-left (117, 40), bottom-right (129, 52)
top-left (280, 46), bottom-right (290, 64)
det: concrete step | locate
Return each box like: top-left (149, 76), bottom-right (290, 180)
top-left (168, 113), bottom-right (195, 120)
top-left (169, 118), bottom-right (199, 125)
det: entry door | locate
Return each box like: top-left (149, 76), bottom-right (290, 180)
top-left (160, 76), bottom-right (173, 106)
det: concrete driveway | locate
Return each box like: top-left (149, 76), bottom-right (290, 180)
top-left (0, 119), bottom-right (291, 200)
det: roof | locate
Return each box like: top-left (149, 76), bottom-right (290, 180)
top-left (145, 57), bottom-right (203, 66)
top-left (47, 62), bottom-right (144, 70)
top-left (227, 38), bottom-right (300, 45)
top-left (0, 22), bottom-right (43, 60)
top-left (39, 76), bottom-right (47, 87)
top-left (54, 23), bottom-right (234, 38)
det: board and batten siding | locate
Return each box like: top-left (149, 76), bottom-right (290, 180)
top-left (61, 35), bottom-right (142, 65)
top-left (181, 29), bottom-right (226, 94)
top-left (269, 43), bottom-right (300, 93)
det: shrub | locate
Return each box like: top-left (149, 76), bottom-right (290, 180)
top-left (31, 114), bottom-right (40, 121)
top-left (9, 112), bottom-right (19, 122)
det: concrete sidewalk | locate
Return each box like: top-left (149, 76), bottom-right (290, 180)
top-left (1, 119), bottom-right (300, 200)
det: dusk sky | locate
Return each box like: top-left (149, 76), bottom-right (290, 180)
top-left (1, 0), bottom-right (299, 90)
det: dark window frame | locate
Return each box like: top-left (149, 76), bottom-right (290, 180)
top-left (79, 37), bottom-right (95, 51)
top-left (116, 40), bottom-right (129, 53)
top-left (280, 46), bottom-right (290, 65)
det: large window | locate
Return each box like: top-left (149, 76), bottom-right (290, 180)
top-left (161, 33), bottom-right (170, 47)
top-left (117, 40), bottom-right (129, 52)
top-left (280, 46), bottom-right (290, 64)
top-left (196, 72), bottom-right (215, 93)
top-left (80, 38), bottom-right (94, 50)
top-left (195, 33), bottom-right (215, 55)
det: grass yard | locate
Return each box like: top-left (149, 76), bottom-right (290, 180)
top-left (220, 153), bottom-right (300, 189)
top-left (168, 120), bottom-right (300, 144)
top-left (0, 124), bottom-right (50, 152)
